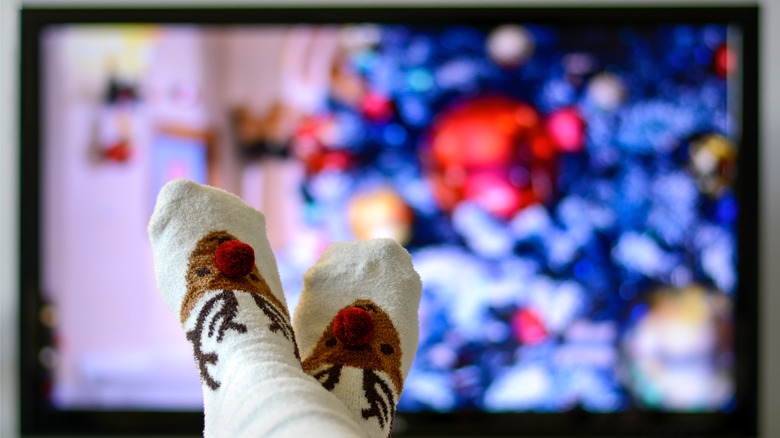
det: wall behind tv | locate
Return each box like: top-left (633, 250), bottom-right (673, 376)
top-left (0, 0), bottom-right (777, 437)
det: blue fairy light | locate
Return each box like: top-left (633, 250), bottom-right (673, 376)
top-left (397, 95), bottom-right (431, 127)
top-left (407, 68), bottom-right (435, 93)
top-left (383, 123), bottom-right (407, 147)
top-left (616, 101), bottom-right (698, 154)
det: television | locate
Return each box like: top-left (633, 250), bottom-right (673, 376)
top-left (19, 6), bottom-right (759, 436)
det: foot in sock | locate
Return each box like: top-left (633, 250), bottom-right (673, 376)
top-left (148, 179), bottom-right (363, 438)
top-left (292, 238), bottom-right (422, 438)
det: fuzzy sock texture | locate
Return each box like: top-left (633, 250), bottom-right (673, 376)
top-left (293, 238), bottom-right (422, 438)
top-left (148, 179), bottom-right (364, 438)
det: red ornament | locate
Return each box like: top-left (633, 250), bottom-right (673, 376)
top-left (714, 44), bottom-right (736, 78)
top-left (214, 240), bottom-right (255, 278)
top-left (430, 97), bottom-right (523, 168)
top-left (293, 114), bottom-right (355, 175)
top-left (464, 171), bottom-right (523, 220)
top-left (546, 108), bottom-right (585, 152)
top-left (305, 150), bottom-right (353, 174)
top-left (296, 116), bottom-right (326, 142)
top-left (530, 132), bottom-right (556, 160)
top-left (360, 91), bottom-right (394, 122)
top-left (333, 307), bottom-right (375, 347)
top-left (511, 308), bottom-right (547, 345)
top-left (104, 140), bottom-right (132, 162)
top-left (425, 96), bottom-right (561, 220)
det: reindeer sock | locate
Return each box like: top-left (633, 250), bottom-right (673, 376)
top-left (292, 239), bottom-right (422, 438)
top-left (148, 179), bottom-right (364, 438)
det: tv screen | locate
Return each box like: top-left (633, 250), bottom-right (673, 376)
top-left (20, 7), bottom-right (758, 436)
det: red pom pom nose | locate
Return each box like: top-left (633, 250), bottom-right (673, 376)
top-left (333, 307), bottom-right (375, 347)
top-left (214, 240), bottom-right (255, 278)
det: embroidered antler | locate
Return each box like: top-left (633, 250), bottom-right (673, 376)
top-left (251, 294), bottom-right (300, 359)
top-left (312, 364), bottom-right (344, 391)
top-left (361, 369), bottom-right (396, 433)
top-left (187, 290), bottom-right (247, 390)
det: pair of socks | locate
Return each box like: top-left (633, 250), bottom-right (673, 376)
top-left (148, 179), bottom-right (421, 438)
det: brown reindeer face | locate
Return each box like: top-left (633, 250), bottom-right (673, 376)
top-left (302, 299), bottom-right (404, 394)
top-left (181, 230), bottom-right (299, 391)
top-left (181, 230), bottom-right (285, 324)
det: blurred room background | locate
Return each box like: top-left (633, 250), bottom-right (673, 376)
top-left (1, 0), bottom-right (778, 437)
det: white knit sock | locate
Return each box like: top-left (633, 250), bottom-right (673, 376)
top-left (148, 179), bottom-right (364, 438)
top-left (292, 239), bottom-right (422, 438)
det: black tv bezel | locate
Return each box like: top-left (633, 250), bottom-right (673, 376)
top-left (19, 6), bottom-right (759, 437)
